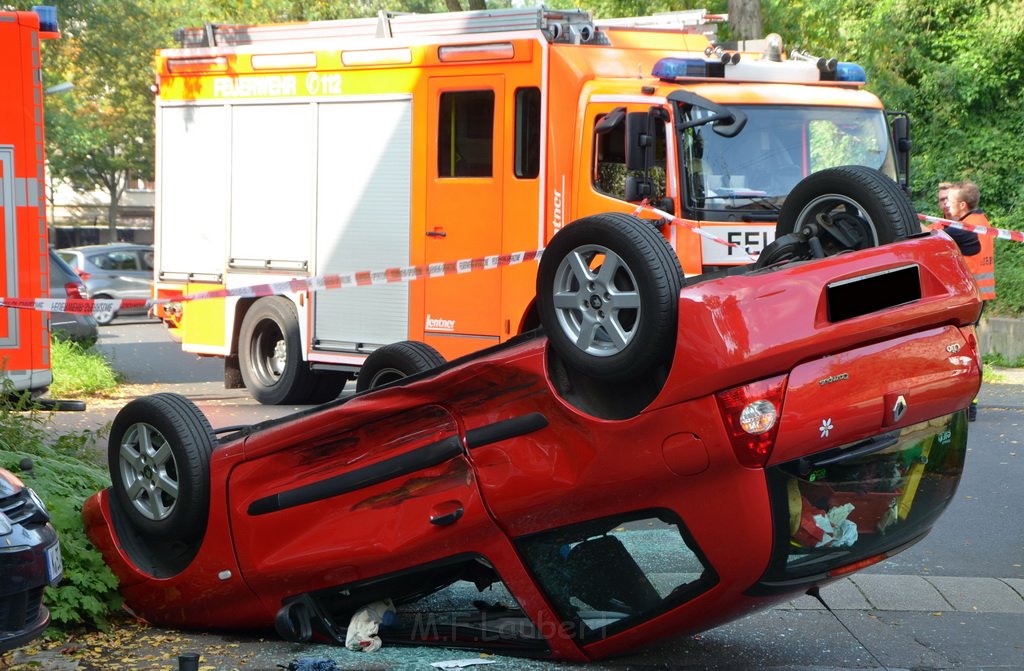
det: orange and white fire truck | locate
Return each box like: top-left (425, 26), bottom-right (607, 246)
top-left (153, 6), bottom-right (912, 404)
top-left (0, 7), bottom-right (60, 396)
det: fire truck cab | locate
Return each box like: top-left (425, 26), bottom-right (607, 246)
top-left (153, 7), bottom-right (912, 404)
top-left (0, 8), bottom-right (60, 396)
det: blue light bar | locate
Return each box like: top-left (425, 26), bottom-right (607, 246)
top-left (652, 57), bottom-right (723, 81)
top-left (31, 6), bottom-right (59, 33)
top-left (835, 62), bottom-right (867, 83)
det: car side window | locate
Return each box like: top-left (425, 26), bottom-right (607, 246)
top-left (140, 251), bottom-right (155, 271)
top-left (92, 252), bottom-right (139, 271)
top-left (57, 252), bottom-right (78, 269)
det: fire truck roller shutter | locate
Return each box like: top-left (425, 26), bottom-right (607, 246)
top-left (157, 105), bottom-right (229, 279)
top-left (229, 104), bottom-right (314, 269)
top-left (314, 98), bottom-right (413, 351)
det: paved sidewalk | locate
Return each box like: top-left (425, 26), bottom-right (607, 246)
top-left (10, 575), bottom-right (1024, 671)
top-left (785, 574), bottom-right (1024, 614)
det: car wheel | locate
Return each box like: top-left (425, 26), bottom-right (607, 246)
top-left (107, 393), bottom-right (216, 541)
top-left (537, 212), bottom-right (684, 381)
top-left (355, 341), bottom-right (446, 392)
top-left (238, 297), bottom-right (313, 405)
top-left (765, 166), bottom-right (916, 265)
top-left (92, 296), bottom-right (117, 325)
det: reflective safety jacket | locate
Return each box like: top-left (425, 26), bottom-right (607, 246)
top-left (961, 210), bottom-right (996, 300)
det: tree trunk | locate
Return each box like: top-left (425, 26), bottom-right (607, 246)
top-left (728, 0), bottom-right (763, 41)
top-left (105, 172), bottom-right (126, 242)
top-left (468, 0), bottom-right (486, 10)
top-left (107, 191), bottom-right (119, 242)
top-left (444, 0), bottom-right (463, 12)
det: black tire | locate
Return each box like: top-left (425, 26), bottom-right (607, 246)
top-left (305, 371), bottom-right (350, 404)
top-left (355, 341), bottom-right (446, 392)
top-left (537, 212), bottom-right (684, 381)
top-left (107, 393), bottom-right (216, 541)
top-left (92, 294), bottom-right (117, 325)
top-left (238, 297), bottom-right (313, 405)
top-left (776, 166), bottom-right (917, 250)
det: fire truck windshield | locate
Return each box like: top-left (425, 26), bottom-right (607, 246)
top-left (679, 105), bottom-right (897, 217)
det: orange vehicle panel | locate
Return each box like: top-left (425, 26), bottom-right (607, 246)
top-left (0, 10), bottom-right (58, 394)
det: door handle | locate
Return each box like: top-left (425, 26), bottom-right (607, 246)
top-left (429, 500), bottom-right (464, 526)
top-left (426, 229), bottom-right (447, 238)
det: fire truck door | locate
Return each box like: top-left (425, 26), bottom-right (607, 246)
top-left (424, 77), bottom-right (504, 356)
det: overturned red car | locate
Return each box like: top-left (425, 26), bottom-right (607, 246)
top-left (85, 169), bottom-right (981, 661)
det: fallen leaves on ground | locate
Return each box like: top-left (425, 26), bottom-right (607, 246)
top-left (2, 619), bottom-right (250, 671)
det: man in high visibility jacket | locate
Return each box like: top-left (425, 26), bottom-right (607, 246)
top-left (947, 181), bottom-right (996, 301)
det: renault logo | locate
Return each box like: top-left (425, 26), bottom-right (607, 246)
top-left (892, 395), bottom-right (908, 423)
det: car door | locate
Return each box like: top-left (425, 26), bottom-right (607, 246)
top-left (225, 403), bottom-right (516, 600)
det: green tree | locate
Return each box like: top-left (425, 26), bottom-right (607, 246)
top-left (39, 0), bottom-right (173, 236)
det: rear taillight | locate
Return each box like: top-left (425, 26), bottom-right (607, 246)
top-left (64, 281), bottom-right (87, 300)
top-left (77, 271), bottom-right (90, 281)
top-left (716, 374), bottom-right (788, 468)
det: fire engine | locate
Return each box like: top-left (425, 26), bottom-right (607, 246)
top-left (0, 7), bottom-right (60, 396)
top-left (153, 6), bottom-right (912, 404)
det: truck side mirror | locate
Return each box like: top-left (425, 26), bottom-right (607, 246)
top-left (889, 113), bottom-right (911, 190)
top-left (625, 112), bottom-right (653, 172)
top-left (624, 176), bottom-right (653, 202)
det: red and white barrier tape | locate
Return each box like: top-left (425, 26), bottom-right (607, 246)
top-left (918, 213), bottom-right (1024, 243)
top-left (631, 202), bottom-right (759, 263)
top-left (0, 249), bottom-right (544, 316)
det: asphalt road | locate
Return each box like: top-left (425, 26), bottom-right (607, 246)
top-left (31, 319), bottom-right (1024, 670)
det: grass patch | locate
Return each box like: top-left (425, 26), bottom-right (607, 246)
top-left (49, 338), bottom-right (121, 398)
top-left (982, 363), bottom-right (1005, 384)
top-left (982, 351), bottom-right (1024, 368)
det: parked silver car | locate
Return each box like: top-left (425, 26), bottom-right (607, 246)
top-left (55, 244), bottom-right (154, 325)
top-left (48, 249), bottom-right (98, 345)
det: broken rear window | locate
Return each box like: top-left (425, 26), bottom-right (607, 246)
top-left (515, 510), bottom-right (717, 642)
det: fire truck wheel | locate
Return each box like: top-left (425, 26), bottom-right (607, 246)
top-left (355, 341), bottom-right (446, 393)
top-left (107, 393), bottom-right (215, 541)
top-left (775, 165), bottom-right (916, 254)
top-left (537, 212), bottom-right (683, 381)
top-left (92, 295), bottom-right (117, 325)
top-left (239, 297), bottom-right (314, 405)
